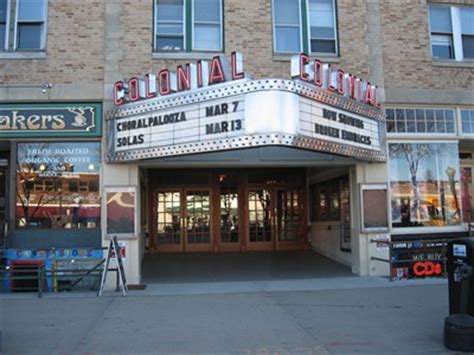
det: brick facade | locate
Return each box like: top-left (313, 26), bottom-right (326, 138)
top-left (380, 0), bottom-right (474, 91)
top-left (0, 0), bottom-right (471, 101)
top-left (0, 0), bottom-right (105, 86)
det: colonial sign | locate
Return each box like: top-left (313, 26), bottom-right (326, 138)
top-left (113, 52), bottom-right (246, 106)
top-left (107, 52), bottom-right (386, 163)
top-left (291, 53), bottom-right (381, 108)
top-left (0, 103), bottom-right (102, 138)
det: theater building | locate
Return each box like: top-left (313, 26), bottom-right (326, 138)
top-left (0, 0), bottom-right (473, 286)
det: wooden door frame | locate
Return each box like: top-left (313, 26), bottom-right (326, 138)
top-left (151, 189), bottom-right (185, 253)
top-left (183, 187), bottom-right (214, 253)
top-left (213, 172), bottom-right (243, 252)
top-left (274, 185), bottom-right (307, 251)
top-left (245, 184), bottom-right (275, 252)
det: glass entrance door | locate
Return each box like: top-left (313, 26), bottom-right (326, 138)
top-left (275, 188), bottom-right (301, 243)
top-left (184, 189), bottom-right (212, 252)
top-left (219, 174), bottom-right (240, 249)
top-left (247, 188), bottom-right (273, 250)
top-left (247, 187), bottom-right (304, 251)
top-left (154, 189), bottom-right (212, 252)
top-left (156, 191), bottom-right (182, 252)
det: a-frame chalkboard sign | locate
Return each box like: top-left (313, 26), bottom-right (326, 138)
top-left (98, 236), bottom-right (128, 297)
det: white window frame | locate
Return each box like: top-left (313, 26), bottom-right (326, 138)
top-left (272, 0), bottom-right (303, 54)
top-left (191, 0), bottom-right (223, 52)
top-left (458, 108), bottom-right (474, 138)
top-left (385, 106), bottom-right (458, 139)
top-left (306, 0), bottom-right (338, 56)
top-left (0, 0), bottom-right (11, 50)
top-left (428, 4), bottom-right (474, 62)
top-left (13, 0), bottom-right (48, 51)
top-left (154, 0), bottom-right (187, 52)
top-left (386, 139), bottom-right (465, 235)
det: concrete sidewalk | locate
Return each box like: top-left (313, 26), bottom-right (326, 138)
top-left (0, 278), bottom-right (452, 354)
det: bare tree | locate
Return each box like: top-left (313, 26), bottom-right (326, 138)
top-left (390, 144), bottom-right (435, 224)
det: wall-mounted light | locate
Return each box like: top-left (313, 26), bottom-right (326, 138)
top-left (0, 81), bottom-right (53, 93)
top-left (41, 82), bottom-right (53, 93)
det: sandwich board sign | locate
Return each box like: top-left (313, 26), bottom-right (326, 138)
top-left (98, 236), bottom-right (128, 297)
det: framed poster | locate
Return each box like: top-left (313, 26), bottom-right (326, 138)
top-left (360, 184), bottom-right (389, 232)
top-left (105, 186), bottom-right (137, 239)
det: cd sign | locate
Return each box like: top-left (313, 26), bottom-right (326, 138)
top-left (412, 261), bottom-right (443, 277)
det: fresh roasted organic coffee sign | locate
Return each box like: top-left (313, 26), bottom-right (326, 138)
top-left (0, 103), bottom-right (102, 138)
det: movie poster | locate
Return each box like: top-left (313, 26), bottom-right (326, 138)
top-left (106, 187), bottom-right (136, 237)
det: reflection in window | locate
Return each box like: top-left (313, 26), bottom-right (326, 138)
top-left (461, 110), bottom-right (474, 134)
top-left (248, 189), bottom-right (272, 242)
top-left (389, 143), bottom-right (461, 228)
top-left (219, 175), bottom-right (239, 243)
top-left (155, 0), bottom-right (184, 51)
top-left (310, 176), bottom-right (348, 222)
top-left (429, 5), bottom-right (474, 61)
top-left (154, 0), bottom-right (223, 52)
top-left (273, 0), bottom-right (301, 52)
top-left (16, 0), bottom-right (47, 50)
top-left (16, 142), bottom-right (101, 229)
top-left (309, 0), bottom-right (337, 54)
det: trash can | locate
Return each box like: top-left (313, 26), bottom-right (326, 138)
top-left (444, 238), bottom-right (474, 352)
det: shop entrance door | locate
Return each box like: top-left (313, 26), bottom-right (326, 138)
top-left (247, 186), bottom-right (304, 251)
top-left (154, 189), bottom-right (212, 252)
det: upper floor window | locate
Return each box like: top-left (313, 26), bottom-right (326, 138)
top-left (461, 109), bottom-right (474, 134)
top-left (273, 0), bottom-right (338, 55)
top-left (385, 108), bottom-right (456, 135)
top-left (154, 0), bottom-right (223, 52)
top-left (0, 0), bottom-right (47, 51)
top-left (429, 5), bottom-right (474, 61)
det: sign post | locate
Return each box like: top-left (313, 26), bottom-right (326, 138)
top-left (98, 236), bottom-right (128, 297)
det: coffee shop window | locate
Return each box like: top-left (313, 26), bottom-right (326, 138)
top-left (16, 142), bottom-right (101, 230)
top-left (389, 143), bottom-right (462, 228)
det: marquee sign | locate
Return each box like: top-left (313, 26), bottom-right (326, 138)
top-left (107, 51), bottom-right (385, 162)
top-left (107, 78), bottom-right (386, 162)
top-left (0, 103), bottom-right (102, 138)
top-left (291, 53), bottom-right (381, 108)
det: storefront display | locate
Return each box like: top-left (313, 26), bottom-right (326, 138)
top-left (389, 143), bottom-right (461, 228)
top-left (16, 142), bottom-right (101, 230)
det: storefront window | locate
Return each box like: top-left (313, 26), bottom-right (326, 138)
top-left (310, 176), bottom-right (348, 222)
top-left (389, 143), bottom-right (461, 228)
top-left (16, 142), bottom-right (101, 229)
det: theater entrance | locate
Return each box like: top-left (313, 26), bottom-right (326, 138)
top-left (149, 169), bottom-right (307, 253)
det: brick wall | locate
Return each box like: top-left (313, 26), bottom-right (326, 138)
top-left (119, 0), bottom-right (371, 82)
top-left (0, 0), bottom-right (105, 85)
top-left (380, 0), bottom-right (474, 91)
top-left (0, 0), bottom-right (471, 97)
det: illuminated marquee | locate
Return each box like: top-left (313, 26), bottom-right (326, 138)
top-left (113, 52), bottom-right (246, 106)
top-left (291, 53), bottom-right (381, 108)
top-left (107, 51), bottom-right (386, 163)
